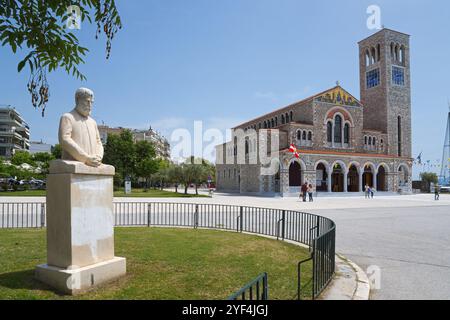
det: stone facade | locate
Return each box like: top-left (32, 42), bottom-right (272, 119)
top-left (215, 29), bottom-right (413, 196)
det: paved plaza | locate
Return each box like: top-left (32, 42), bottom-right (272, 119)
top-left (1, 192), bottom-right (449, 299)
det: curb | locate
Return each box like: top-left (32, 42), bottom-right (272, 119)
top-left (319, 254), bottom-right (371, 300)
top-left (340, 254), bottom-right (371, 300)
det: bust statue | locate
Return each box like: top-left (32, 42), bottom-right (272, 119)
top-left (58, 88), bottom-right (104, 167)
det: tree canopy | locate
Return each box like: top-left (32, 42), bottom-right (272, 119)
top-left (0, 0), bottom-right (122, 115)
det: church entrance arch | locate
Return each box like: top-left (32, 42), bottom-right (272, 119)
top-left (289, 161), bottom-right (302, 187)
top-left (331, 163), bottom-right (344, 192)
top-left (377, 165), bottom-right (388, 191)
top-left (362, 165), bottom-right (375, 188)
top-left (316, 163), bottom-right (328, 192)
top-left (348, 164), bottom-right (359, 192)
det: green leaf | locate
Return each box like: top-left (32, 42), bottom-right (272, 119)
top-left (17, 59), bottom-right (25, 72)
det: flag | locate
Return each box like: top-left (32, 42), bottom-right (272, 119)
top-left (289, 144), bottom-right (300, 159)
top-left (416, 152), bottom-right (422, 165)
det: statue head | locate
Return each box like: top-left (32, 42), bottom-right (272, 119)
top-left (75, 87), bottom-right (94, 117)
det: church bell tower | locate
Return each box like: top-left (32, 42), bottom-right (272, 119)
top-left (359, 28), bottom-right (412, 158)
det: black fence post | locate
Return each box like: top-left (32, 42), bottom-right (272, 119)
top-left (194, 204), bottom-right (199, 229)
top-left (316, 216), bottom-right (320, 238)
top-left (40, 203), bottom-right (45, 228)
top-left (312, 239), bottom-right (316, 300)
top-left (282, 210), bottom-right (286, 241)
top-left (239, 206), bottom-right (243, 232)
top-left (263, 272), bottom-right (269, 300)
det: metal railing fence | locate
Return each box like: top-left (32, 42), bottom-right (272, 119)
top-left (0, 201), bottom-right (335, 299)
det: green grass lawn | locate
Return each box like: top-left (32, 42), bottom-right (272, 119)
top-left (0, 190), bottom-right (47, 197)
top-left (0, 227), bottom-right (313, 300)
top-left (0, 189), bottom-right (209, 198)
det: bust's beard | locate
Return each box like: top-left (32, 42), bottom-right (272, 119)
top-left (75, 106), bottom-right (91, 117)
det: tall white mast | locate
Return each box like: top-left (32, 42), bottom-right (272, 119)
top-left (440, 101), bottom-right (450, 185)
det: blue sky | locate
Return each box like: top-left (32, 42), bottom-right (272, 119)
top-left (1, 0), bottom-right (449, 178)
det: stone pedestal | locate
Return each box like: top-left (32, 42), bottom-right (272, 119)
top-left (35, 160), bottom-right (126, 295)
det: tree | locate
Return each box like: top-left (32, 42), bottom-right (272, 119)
top-left (103, 130), bottom-right (135, 186)
top-left (32, 151), bottom-right (55, 174)
top-left (150, 159), bottom-right (170, 190)
top-left (11, 150), bottom-right (35, 166)
top-left (176, 157), bottom-right (215, 195)
top-left (51, 144), bottom-right (62, 159)
top-left (134, 140), bottom-right (158, 189)
top-left (135, 158), bottom-right (158, 191)
top-left (32, 152), bottom-right (54, 163)
top-left (420, 172), bottom-right (438, 192)
top-left (179, 163), bottom-right (196, 195)
top-left (0, 0), bottom-right (122, 115)
top-left (166, 164), bottom-right (182, 193)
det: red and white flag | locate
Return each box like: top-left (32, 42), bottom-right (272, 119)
top-left (289, 144), bottom-right (297, 153)
top-left (289, 144), bottom-right (300, 158)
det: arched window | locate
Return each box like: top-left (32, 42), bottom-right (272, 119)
top-left (395, 45), bottom-right (399, 61)
top-left (390, 43), bottom-right (394, 58)
top-left (263, 121), bottom-right (267, 129)
top-left (327, 122), bottom-right (332, 143)
top-left (245, 140), bottom-right (249, 155)
top-left (334, 115), bottom-right (342, 143)
top-left (271, 119), bottom-right (274, 127)
top-left (308, 131), bottom-right (312, 141)
top-left (366, 50), bottom-right (370, 66)
top-left (302, 131), bottom-right (306, 140)
top-left (344, 123), bottom-right (350, 144)
top-left (373, 137), bottom-right (376, 146)
top-left (371, 47), bottom-right (376, 64)
top-left (285, 113), bottom-right (289, 123)
top-left (297, 130), bottom-right (301, 140)
top-left (365, 136), bottom-right (368, 145)
top-left (368, 137), bottom-right (372, 145)
top-left (399, 46), bottom-right (404, 64)
top-left (290, 111), bottom-right (293, 122)
top-left (281, 115), bottom-right (285, 124)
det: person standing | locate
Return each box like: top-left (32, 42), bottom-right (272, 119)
top-left (308, 184), bottom-right (314, 202)
top-left (435, 185), bottom-right (440, 201)
top-left (364, 184), bottom-right (369, 199)
top-left (301, 182), bottom-right (308, 202)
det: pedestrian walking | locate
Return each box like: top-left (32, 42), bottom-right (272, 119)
top-left (370, 187), bottom-right (374, 199)
top-left (364, 184), bottom-right (369, 199)
top-left (435, 185), bottom-right (440, 201)
top-left (308, 184), bottom-right (314, 202)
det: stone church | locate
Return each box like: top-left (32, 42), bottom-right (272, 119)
top-left (215, 28), bottom-right (413, 196)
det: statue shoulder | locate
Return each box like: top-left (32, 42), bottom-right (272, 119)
top-left (61, 111), bottom-right (76, 122)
